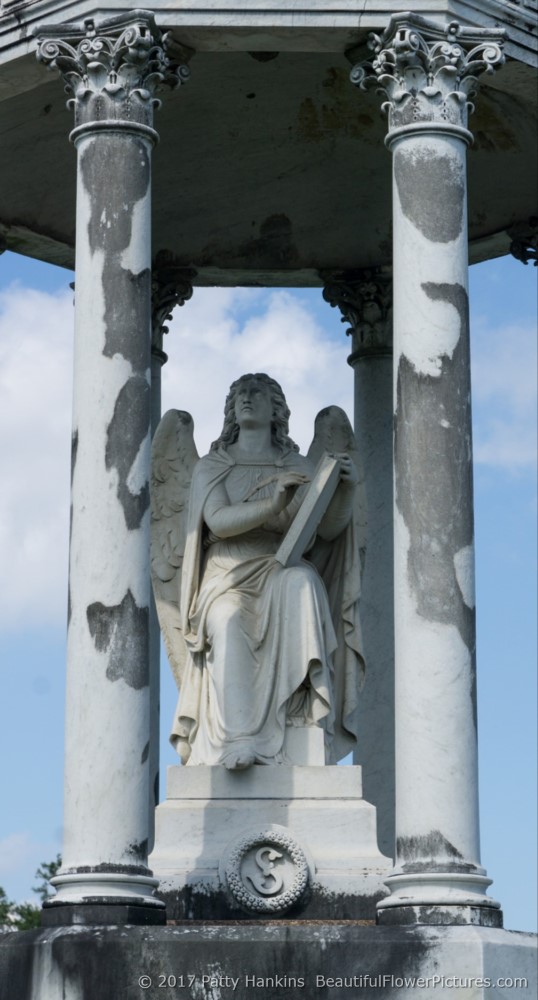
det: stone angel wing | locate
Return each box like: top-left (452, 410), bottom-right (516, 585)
top-left (306, 405), bottom-right (367, 763)
top-left (307, 404), bottom-right (367, 561)
top-left (150, 409), bottom-right (199, 688)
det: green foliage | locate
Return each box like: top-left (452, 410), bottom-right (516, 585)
top-left (32, 854), bottom-right (62, 904)
top-left (0, 887), bottom-right (14, 926)
top-left (9, 902), bottom-right (41, 931)
top-left (0, 854), bottom-right (62, 931)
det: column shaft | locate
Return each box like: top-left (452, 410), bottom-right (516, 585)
top-left (323, 271), bottom-right (395, 859)
top-left (391, 128), bottom-right (482, 875)
top-left (63, 128), bottom-right (154, 883)
top-left (351, 14), bottom-right (504, 925)
top-left (148, 254), bottom-right (195, 841)
top-left (36, 12), bottom-right (188, 921)
top-left (354, 351), bottom-right (394, 859)
top-left (149, 346), bottom-right (165, 847)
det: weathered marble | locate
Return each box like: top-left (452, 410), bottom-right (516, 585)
top-left (1, 1), bottom-right (535, 278)
top-left (148, 254), bottom-right (196, 843)
top-left (352, 14), bottom-right (505, 926)
top-left (1, 922), bottom-right (536, 1000)
top-left (151, 375), bottom-right (364, 770)
top-left (323, 269), bottom-right (395, 860)
top-left (35, 11), bottom-right (188, 919)
top-left (150, 765), bottom-right (391, 919)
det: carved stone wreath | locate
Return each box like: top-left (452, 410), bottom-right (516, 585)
top-left (224, 829), bottom-right (310, 914)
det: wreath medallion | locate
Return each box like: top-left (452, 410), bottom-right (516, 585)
top-left (223, 828), bottom-right (310, 914)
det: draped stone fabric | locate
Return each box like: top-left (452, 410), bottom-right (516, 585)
top-left (170, 445), bottom-right (363, 766)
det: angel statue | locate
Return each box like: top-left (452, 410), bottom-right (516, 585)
top-left (151, 373), bottom-right (365, 771)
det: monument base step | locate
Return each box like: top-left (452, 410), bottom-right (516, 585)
top-left (1, 923), bottom-right (536, 1000)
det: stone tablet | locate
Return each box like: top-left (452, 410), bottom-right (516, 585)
top-left (275, 454), bottom-right (341, 567)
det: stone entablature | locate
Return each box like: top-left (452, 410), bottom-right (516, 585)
top-left (0, 0), bottom-right (536, 65)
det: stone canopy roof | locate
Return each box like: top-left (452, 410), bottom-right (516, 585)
top-left (0, 0), bottom-right (536, 283)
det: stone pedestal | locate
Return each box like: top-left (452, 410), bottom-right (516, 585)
top-left (150, 764), bottom-right (391, 919)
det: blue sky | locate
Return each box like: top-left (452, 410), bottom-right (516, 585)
top-left (0, 249), bottom-right (536, 932)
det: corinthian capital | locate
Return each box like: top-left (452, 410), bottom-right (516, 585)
top-left (36, 11), bottom-right (190, 131)
top-left (350, 15), bottom-right (504, 137)
top-left (322, 269), bottom-right (393, 362)
top-left (509, 217), bottom-right (538, 267)
top-left (152, 250), bottom-right (197, 358)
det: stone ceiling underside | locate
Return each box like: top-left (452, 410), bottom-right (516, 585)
top-left (0, 48), bottom-right (536, 284)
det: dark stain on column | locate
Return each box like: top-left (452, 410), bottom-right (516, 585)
top-left (80, 138), bottom-right (151, 376)
top-left (396, 830), bottom-right (480, 874)
top-left (106, 375), bottom-right (150, 530)
top-left (67, 429), bottom-right (78, 626)
top-left (82, 137), bottom-right (150, 254)
top-left (126, 838), bottom-right (148, 862)
top-left (394, 282), bottom-right (477, 727)
top-left (67, 503), bottom-right (74, 626)
top-left (101, 265), bottom-right (152, 375)
top-left (71, 430), bottom-right (79, 485)
top-left (87, 589), bottom-right (149, 689)
top-left (394, 149), bottom-right (464, 243)
top-left (141, 741), bottom-right (150, 765)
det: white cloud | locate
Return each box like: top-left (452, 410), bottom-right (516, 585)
top-left (0, 284), bottom-right (73, 630)
top-left (471, 321), bottom-right (537, 471)
top-left (0, 284), bottom-right (352, 629)
top-left (1, 276), bottom-right (534, 634)
top-left (161, 288), bottom-right (353, 454)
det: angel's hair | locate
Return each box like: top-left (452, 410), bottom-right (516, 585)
top-left (211, 373), bottom-right (300, 453)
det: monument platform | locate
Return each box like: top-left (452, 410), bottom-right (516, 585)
top-left (1, 923), bottom-right (536, 1000)
top-left (150, 763), bottom-right (391, 920)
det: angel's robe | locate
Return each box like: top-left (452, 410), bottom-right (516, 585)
top-left (172, 445), bottom-right (363, 766)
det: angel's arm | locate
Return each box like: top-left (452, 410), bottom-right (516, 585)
top-left (318, 454), bottom-right (358, 541)
top-left (204, 472), bottom-right (309, 539)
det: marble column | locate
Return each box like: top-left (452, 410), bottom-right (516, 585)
top-left (351, 14), bottom-right (505, 926)
top-left (148, 253), bottom-right (195, 841)
top-left (323, 270), bottom-right (395, 860)
top-left (36, 12), bottom-right (189, 922)
top-left (151, 251), bottom-right (196, 435)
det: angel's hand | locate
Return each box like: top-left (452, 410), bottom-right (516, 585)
top-left (270, 471), bottom-right (310, 514)
top-left (334, 452), bottom-right (359, 487)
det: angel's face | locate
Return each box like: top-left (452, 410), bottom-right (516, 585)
top-left (234, 378), bottom-right (273, 428)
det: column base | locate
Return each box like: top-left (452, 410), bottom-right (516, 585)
top-left (44, 870), bottom-right (166, 925)
top-left (41, 900), bottom-right (166, 927)
top-left (378, 904), bottom-right (503, 928)
top-left (377, 872), bottom-right (503, 927)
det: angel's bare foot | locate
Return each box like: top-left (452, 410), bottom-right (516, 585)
top-left (222, 750), bottom-right (256, 771)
